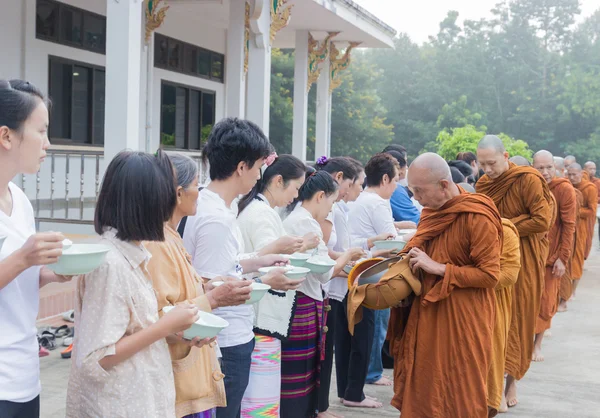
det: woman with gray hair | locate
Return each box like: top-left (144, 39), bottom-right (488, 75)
top-left (145, 152), bottom-right (254, 418)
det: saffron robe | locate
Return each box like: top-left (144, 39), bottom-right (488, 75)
top-left (388, 192), bottom-right (502, 418)
top-left (571, 189), bottom-right (586, 281)
top-left (477, 162), bottom-right (553, 380)
top-left (573, 180), bottom-right (598, 260)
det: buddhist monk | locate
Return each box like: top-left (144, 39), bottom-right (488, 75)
top-left (509, 156), bottom-right (531, 167)
top-left (554, 157), bottom-right (566, 178)
top-left (388, 153), bottom-right (501, 418)
top-left (558, 188), bottom-right (582, 312)
top-left (568, 164), bottom-right (598, 296)
top-left (476, 135), bottom-right (553, 408)
top-left (584, 161), bottom-right (600, 202)
top-left (532, 150), bottom-right (576, 362)
top-left (488, 219), bottom-right (520, 416)
top-left (565, 155), bottom-right (576, 168)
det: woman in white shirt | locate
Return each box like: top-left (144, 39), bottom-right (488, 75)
top-left (0, 79), bottom-right (69, 418)
top-left (348, 153), bottom-right (400, 388)
top-left (237, 154), bottom-right (320, 417)
top-left (281, 171), bottom-right (362, 418)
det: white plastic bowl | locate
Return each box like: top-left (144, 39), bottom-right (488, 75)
top-left (46, 244), bottom-right (111, 276)
top-left (289, 252), bottom-right (311, 267)
top-left (305, 256), bottom-right (336, 274)
top-left (259, 266), bottom-right (310, 280)
top-left (396, 229), bottom-right (417, 235)
top-left (162, 306), bottom-right (229, 340)
top-left (212, 281), bottom-right (271, 304)
top-left (62, 238), bottom-right (73, 251)
top-left (373, 239), bottom-right (407, 251)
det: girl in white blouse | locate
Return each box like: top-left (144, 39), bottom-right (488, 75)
top-left (280, 171), bottom-right (362, 418)
top-left (237, 154), bottom-right (320, 417)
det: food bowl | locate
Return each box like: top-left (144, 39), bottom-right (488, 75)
top-left (46, 244), bottom-right (111, 276)
top-left (305, 256), bottom-right (336, 274)
top-left (258, 266), bottom-right (310, 280)
top-left (289, 252), bottom-right (311, 267)
top-left (62, 239), bottom-right (73, 251)
top-left (373, 239), bottom-right (407, 251)
top-left (212, 281), bottom-right (271, 305)
top-left (162, 306), bottom-right (229, 340)
top-left (396, 229), bottom-right (417, 235)
top-left (343, 264), bottom-right (353, 274)
top-left (355, 256), bottom-right (405, 286)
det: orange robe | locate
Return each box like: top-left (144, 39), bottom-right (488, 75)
top-left (487, 219), bottom-right (520, 416)
top-left (389, 192), bottom-right (502, 418)
top-left (535, 179), bottom-right (577, 334)
top-left (477, 162), bottom-right (553, 380)
top-left (574, 180), bottom-right (598, 260)
top-left (571, 189), bottom-right (586, 281)
top-left (591, 177), bottom-right (600, 201)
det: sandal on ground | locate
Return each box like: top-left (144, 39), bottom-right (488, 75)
top-left (39, 346), bottom-right (50, 357)
top-left (38, 332), bottom-right (57, 351)
top-left (63, 337), bottom-right (73, 346)
top-left (53, 325), bottom-right (70, 338)
top-left (62, 310), bottom-right (75, 323)
top-left (61, 344), bottom-right (73, 359)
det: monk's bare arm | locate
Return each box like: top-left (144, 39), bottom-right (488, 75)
top-left (497, 225), bottom-right (520, 290)
top-left (580, 187), bottom-right (598, 220)
top-left (558, 186), bottom-right (577, 263)
top-left (444, 215), bottom-right (501, 289)
top-left (510, 176), bottom-right (553, 236)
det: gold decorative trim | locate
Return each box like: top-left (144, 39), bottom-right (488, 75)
top-left (244, 1), bottom-right (250, 75)
top-left (270, 0), bottom-right (294, 46)
top-left (307, 32), bottom-right (339, 93)
top-left (145, 0), bottom-right (169, 44)
top-left (329, 42), bottom-right (361, 94)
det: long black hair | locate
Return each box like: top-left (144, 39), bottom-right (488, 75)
top-left (286, 169), bottom-right (338, 213)
top-left (238, 154), bottom-right (306, 214)
top-left (315, 156), bottom-right (360, 182)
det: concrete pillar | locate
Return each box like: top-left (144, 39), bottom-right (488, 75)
top-left (225, 0), bottom-right (246, 118)
top-left (292, 30), bottom-right (309, 161)
top-left (315, 55), bottom-right (331, 159)
top-left (246, 0), bottom-right (271, 135)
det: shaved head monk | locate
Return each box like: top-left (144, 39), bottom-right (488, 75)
top-left (554, 157), bottom-right (566, 178)
top-left (584, 161), bottom-right (600, 202)
top-left (532, 150), bottom-right (576, 362)
top-left (509, 156), bottom-right (531, 167)
top-left (388, 152), bottom-right (501, 417)
top-left (565, 155), bottom-right (576, 168)
top-left (559, 187), bottom-right (583, 312)
top-left (476, 135), bottom-right (554, 408)
top-left (567, 164), bottom-right (598, 296)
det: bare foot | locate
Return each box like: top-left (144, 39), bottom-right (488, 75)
top-left (339, 395), bottom-right (377, 404)
top-left (544, 329), bottom-right (552, 338)
top-left (342, 398), bottom-right (383, 409)
top-left (505, 377), bottom-right (518, 408)
top-left (499, 390), bottom-right (508, 413)
top-left (558, 300), bottom-right (568, 312)
top-left (318, 411), bottom-right (344, 418)
top-left (532, 346), bottom-right (544, 362)
top-left (367, 376), bottom-right (393, 386)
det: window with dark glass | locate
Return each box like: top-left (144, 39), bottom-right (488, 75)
top-left (154, 34), bottom-right (225, 83)
top-left (36, 0), bottom-right (106, 54)
top-left (160, 82), bottom-right (216, 150)
top-left (48, 57), bottom-right (105, 145)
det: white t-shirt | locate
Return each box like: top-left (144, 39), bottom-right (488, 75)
top-left (0, 182), bottom-right (42, 402)
top-left (182, 188), bottom-right (254, 348)
top-left (349, 190), bottom-right (397, 245)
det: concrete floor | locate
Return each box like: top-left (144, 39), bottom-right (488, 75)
top-left (40, 250), bottom-right (600, 417)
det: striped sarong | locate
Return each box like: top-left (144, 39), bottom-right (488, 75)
top-left (184, 409), bottom-right (214, 418)
top-left (280, 293), bottom-right (324, 418)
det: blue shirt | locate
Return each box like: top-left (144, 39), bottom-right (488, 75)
top-left (390, 183), bottom-right (420, 224)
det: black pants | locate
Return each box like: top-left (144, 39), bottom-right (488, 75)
top-left (0, 396), bottom-right (40, 418)
top-left (318, 300), bottom-right (336, 412)
top-left (334, 296), bottom-right (375, 402)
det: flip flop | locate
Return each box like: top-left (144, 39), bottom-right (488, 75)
top-left (38, 333), bottom-right (56, 351)
top-left (53, 325), bottom-right (70, 338)
top-left (62, 310), bottom-right (75, 323)
top-left (39, 346), bottom-right (50, 357)
top-left (63, 337), bottom-right (73, 346)
top-left (61, 343), bottom-right (73, 359)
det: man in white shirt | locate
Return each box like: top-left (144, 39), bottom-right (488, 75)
top-left (183, 118), bottom-right (301, 418)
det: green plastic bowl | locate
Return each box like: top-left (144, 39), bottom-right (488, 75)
top-left (162, 306), bottom-right (229, 340)
top-left (373, 240), bottom-right (407, 251)
top-left (47, 244), bottom-right (111, 276)
top-left (212, 281), bottom-right (271, 305)
top-left (289, 252), bottom-right (311, 267)
top-left (305, 257), bottom-right (336, 274)
top-left (259, 266), bottom-right (310, 280)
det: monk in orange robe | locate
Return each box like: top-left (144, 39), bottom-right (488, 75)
top-left (584, 161), bottom-right (600, 246)
top-left (559, 188), bottom-right (583, 312)
top-left (487, 219), bottom-right (520, 416)
top-left (568, 163), bottom-right (598, 296)
top-left (387, 153), bottom-right (501, 418)
top-left (476, 135), bottom-right (553, 408)
top-left (532, 150), bottom-right (576, 362)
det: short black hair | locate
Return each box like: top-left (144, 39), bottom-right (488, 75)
top-left (315, 156), bottom-right (360, 181)
top-left (384, 150), bottom-right (407, 168)
top-left (365, 153), bottom-right (398, 187)
top-left (95, 150), bottom-right (177, 241)
top-left (450, 167), bottom-right (465, 183)
top-left (383, 144), bottom-right (407, 157)
top-left (202, 117), bottom-right (272, 181)
top-left (448, 160), bottom-right (472, 178)
top-left (0, 79), bottom-right (50, 132)
top-left (287, 169), bottom-right (338, 212)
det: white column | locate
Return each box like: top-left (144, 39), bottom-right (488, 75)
top-left (314, 55), bottom-right (331, 159)
top-left (246, 0), bottom-right (271, 135)
top-left (103, 0), bottom-right (143, 163)
top-left (292, 30), bottom-right (309, 161)
top-left (225, 0), bottom-right (246, 118)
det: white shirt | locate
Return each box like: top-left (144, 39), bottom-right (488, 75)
top-left (183, 188), bottom-right (254, 348)
top-left (282, 205), bottom-right (333, 301)
top-left (0, 183), bottom-right (42, 402)
top-left (349, 191), bottom-right (397, 246)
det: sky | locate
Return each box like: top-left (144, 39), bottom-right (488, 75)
top-left (353, 0), bottom-right (600, 44)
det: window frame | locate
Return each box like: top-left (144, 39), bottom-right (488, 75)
top-left (154, 33), bottom-right (225, 83)
top-left (47, 55), bottom-right (106, 146)
top-left (36, 0), bottom-right (106, 55)
top-left (159, 80), bottom-right (217, 151)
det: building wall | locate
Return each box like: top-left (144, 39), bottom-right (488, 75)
top-left (0, 0), bottom-right (25, 80)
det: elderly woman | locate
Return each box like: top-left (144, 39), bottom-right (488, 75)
top-left (145, 153), bottom-right (253, 418)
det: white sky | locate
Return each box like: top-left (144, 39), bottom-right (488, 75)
top-left (354, 0), bottom-right (600, 44)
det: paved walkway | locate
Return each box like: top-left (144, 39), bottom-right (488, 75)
top-left (40, 249), bottom-right (600, 417)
